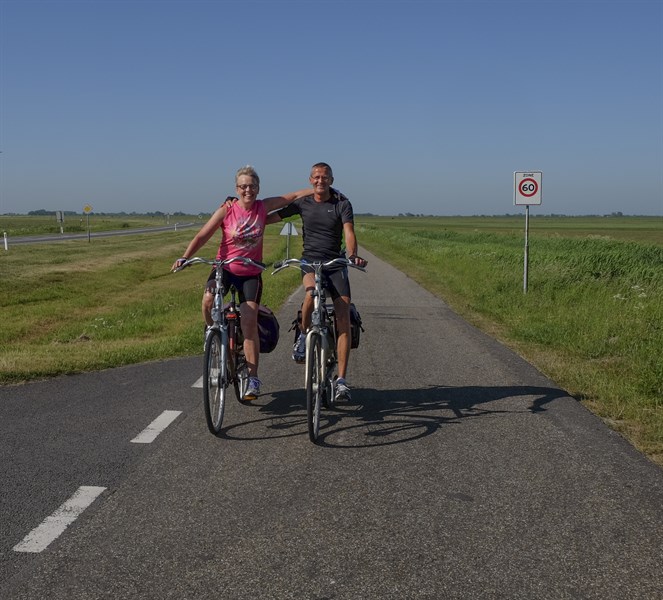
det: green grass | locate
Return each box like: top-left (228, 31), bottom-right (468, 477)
top-left (355, 216), bottom-right (663, 465)
top-left (0, 223), bottom-right (302, 383)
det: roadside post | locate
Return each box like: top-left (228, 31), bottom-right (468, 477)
top-left (279, 221), bottom-right (298, 259)
top-left (56, 210), bottom-right (64, 234)
top-left (83, 204), bottom-right (93, 242)
top-left (3, 231), bottom-right (7, 251)
top-left (514, 171), bottom-right (542, 293)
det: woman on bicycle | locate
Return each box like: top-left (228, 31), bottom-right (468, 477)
top-left (172, 166), bottom-right (311, 401)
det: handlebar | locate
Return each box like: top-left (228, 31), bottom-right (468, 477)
top-left (173, 256), bottom-right (266, 273)
top-left (271, 257), bottom-right (366, 275)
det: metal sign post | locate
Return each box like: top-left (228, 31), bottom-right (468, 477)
top-left (83, 204), bottom-right (93, 242)
top-left (514, 172), bottom-right (542, 293)
top-left (279, 222), bottom-right (299, 259)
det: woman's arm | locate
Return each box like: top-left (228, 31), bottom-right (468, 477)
top-left (262, 188), bottom-right (313, 213)
top-left (171, 199), bottom-right (231, 271)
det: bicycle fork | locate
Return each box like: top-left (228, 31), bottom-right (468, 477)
top-left (304, 328), bottom-right (334, 394)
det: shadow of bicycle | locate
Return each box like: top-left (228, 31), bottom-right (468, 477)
top-left (219, 384), bottom-right (571, 448)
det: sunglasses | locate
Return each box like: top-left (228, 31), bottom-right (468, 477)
top-left (237, 183), bottom-right (258, 191)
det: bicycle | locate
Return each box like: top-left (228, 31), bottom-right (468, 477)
top-left (272, 257), bottom-right (365, 443)
top-left (174, 256), bottom-right (265, 435)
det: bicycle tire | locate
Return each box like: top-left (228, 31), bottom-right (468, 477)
top-left (306, 332), bottom-right (323, 443)
top-left (203, 329), bottom-right (228, 435)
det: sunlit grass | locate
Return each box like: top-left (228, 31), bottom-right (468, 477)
top-left (0, 223), bottom-right (302, 383)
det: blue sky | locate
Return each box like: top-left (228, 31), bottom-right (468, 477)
top-left (1, 0), bottom-right (661, 216)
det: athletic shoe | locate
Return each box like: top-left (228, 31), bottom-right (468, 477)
top-left (335, 378), bottom-right (351, 402)
top-left (243, 377), bottom-right (261, 401)
top-left (292, 332), bottom-right (306, 363)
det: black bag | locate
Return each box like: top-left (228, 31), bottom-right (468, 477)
top-left (257, 305), bottom-right (280, 353)
top-left (349, 303), bottom-right (364, 349)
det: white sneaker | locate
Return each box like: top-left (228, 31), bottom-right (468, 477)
top-left (243, 377), bottom-right (261, 401)
top-left (292, 332), bottom-right (306, 363)
top-left (335, 378), bottom-right (351, 402)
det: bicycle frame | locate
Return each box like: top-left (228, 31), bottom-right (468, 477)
top-left (306, 265), bottom-right (337, 406)
top-left (272, 257), bottom-right (365, 442)
top-left (174, 256), bottom-right (264, 434)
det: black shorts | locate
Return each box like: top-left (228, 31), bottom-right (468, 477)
top-left (207, 268), bottom-right (262, 304)
top-left (301, 264), bottom-right (351, 300)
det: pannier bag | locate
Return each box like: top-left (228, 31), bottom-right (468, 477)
top-left (257, 305), bottom-right (280, 353)
top-left (348, 303), bottom-right (364, 349)
top-left (290, 303), bottom-right (364, 349)
top-left (224, 304), bottom-right (280, 353)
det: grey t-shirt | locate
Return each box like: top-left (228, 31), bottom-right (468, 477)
top-left (278, 190), bottom-right (354, 261)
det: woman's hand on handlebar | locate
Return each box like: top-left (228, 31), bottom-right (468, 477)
top-left (171, 257), bottom-right (189, 272)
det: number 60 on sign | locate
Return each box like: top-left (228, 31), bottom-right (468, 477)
top-left (514, 171), bottom-right (542, 205)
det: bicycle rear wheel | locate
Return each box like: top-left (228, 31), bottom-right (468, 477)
top-left (306, 332), bottom-right (323, 443)
top-left (203, 329), bottom-right (229, 435)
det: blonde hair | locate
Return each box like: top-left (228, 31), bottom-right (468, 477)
top-left (235, 165), bottom-right (260, 186)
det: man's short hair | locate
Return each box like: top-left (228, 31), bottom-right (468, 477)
top-left (310, 162), bottom-right (333, 178)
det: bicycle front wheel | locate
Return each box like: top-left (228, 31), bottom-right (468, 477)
top-left (203, 329), bottom-right (229, 435)
top-left (306, 332), bottom-right (323, 443)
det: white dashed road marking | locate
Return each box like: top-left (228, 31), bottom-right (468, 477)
top-left (130, 410), bottom-right (182, 444)
top-left (13, 486), bottom-right (107, 553)
top-left (192, 376), bottom-right (203, 388)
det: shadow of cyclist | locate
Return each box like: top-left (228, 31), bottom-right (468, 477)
top-left (219, 383), bottom-right (571, 447)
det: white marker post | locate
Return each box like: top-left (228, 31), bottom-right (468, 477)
top-left (514, 171), bottom-right (542, 293)
top-left (3, 231), bottom-right (7, 251)
top-left (280, 221), bottom-right (298, 259)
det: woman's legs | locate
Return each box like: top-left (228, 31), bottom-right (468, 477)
top-left (239, 301), bottom-right (260, 377)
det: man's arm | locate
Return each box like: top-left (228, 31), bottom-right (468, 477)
top-left (343, 222), bottom-right (368, 267)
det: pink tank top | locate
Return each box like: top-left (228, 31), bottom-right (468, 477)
top-left (216, 200), bottom-right (266, 276)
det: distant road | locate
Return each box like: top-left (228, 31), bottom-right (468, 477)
top-left (4, 223), bottom-right (198, 245)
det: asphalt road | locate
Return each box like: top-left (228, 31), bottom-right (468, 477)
top-left (1, 247), bottom-right (661, 599)
top-left (4, 223), bottom-right (196, 245)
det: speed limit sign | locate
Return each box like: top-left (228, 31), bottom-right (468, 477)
top-left (514, 171), bottom-right (542, 205)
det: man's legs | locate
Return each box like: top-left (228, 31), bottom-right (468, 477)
top-left (293, 272), bottom-right (315, 362)
top-left (333, 295), bottom-right (351, 380)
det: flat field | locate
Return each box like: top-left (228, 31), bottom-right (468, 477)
top-left (1, 214), bottom-right (661, 465)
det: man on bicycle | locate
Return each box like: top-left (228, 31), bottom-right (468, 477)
top-left (270, 162), bottom-right (367, 401)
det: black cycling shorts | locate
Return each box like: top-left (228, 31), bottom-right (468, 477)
top-left (301, 265), bottom-right (351, 300)
top-left (207, 268), bottom-right (263, 305)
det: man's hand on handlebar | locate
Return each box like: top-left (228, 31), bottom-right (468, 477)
top-left (348, 254), bottom-right (368, 268)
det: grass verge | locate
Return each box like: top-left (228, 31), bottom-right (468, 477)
top-left (356, 217), bottom-right (662, 466)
